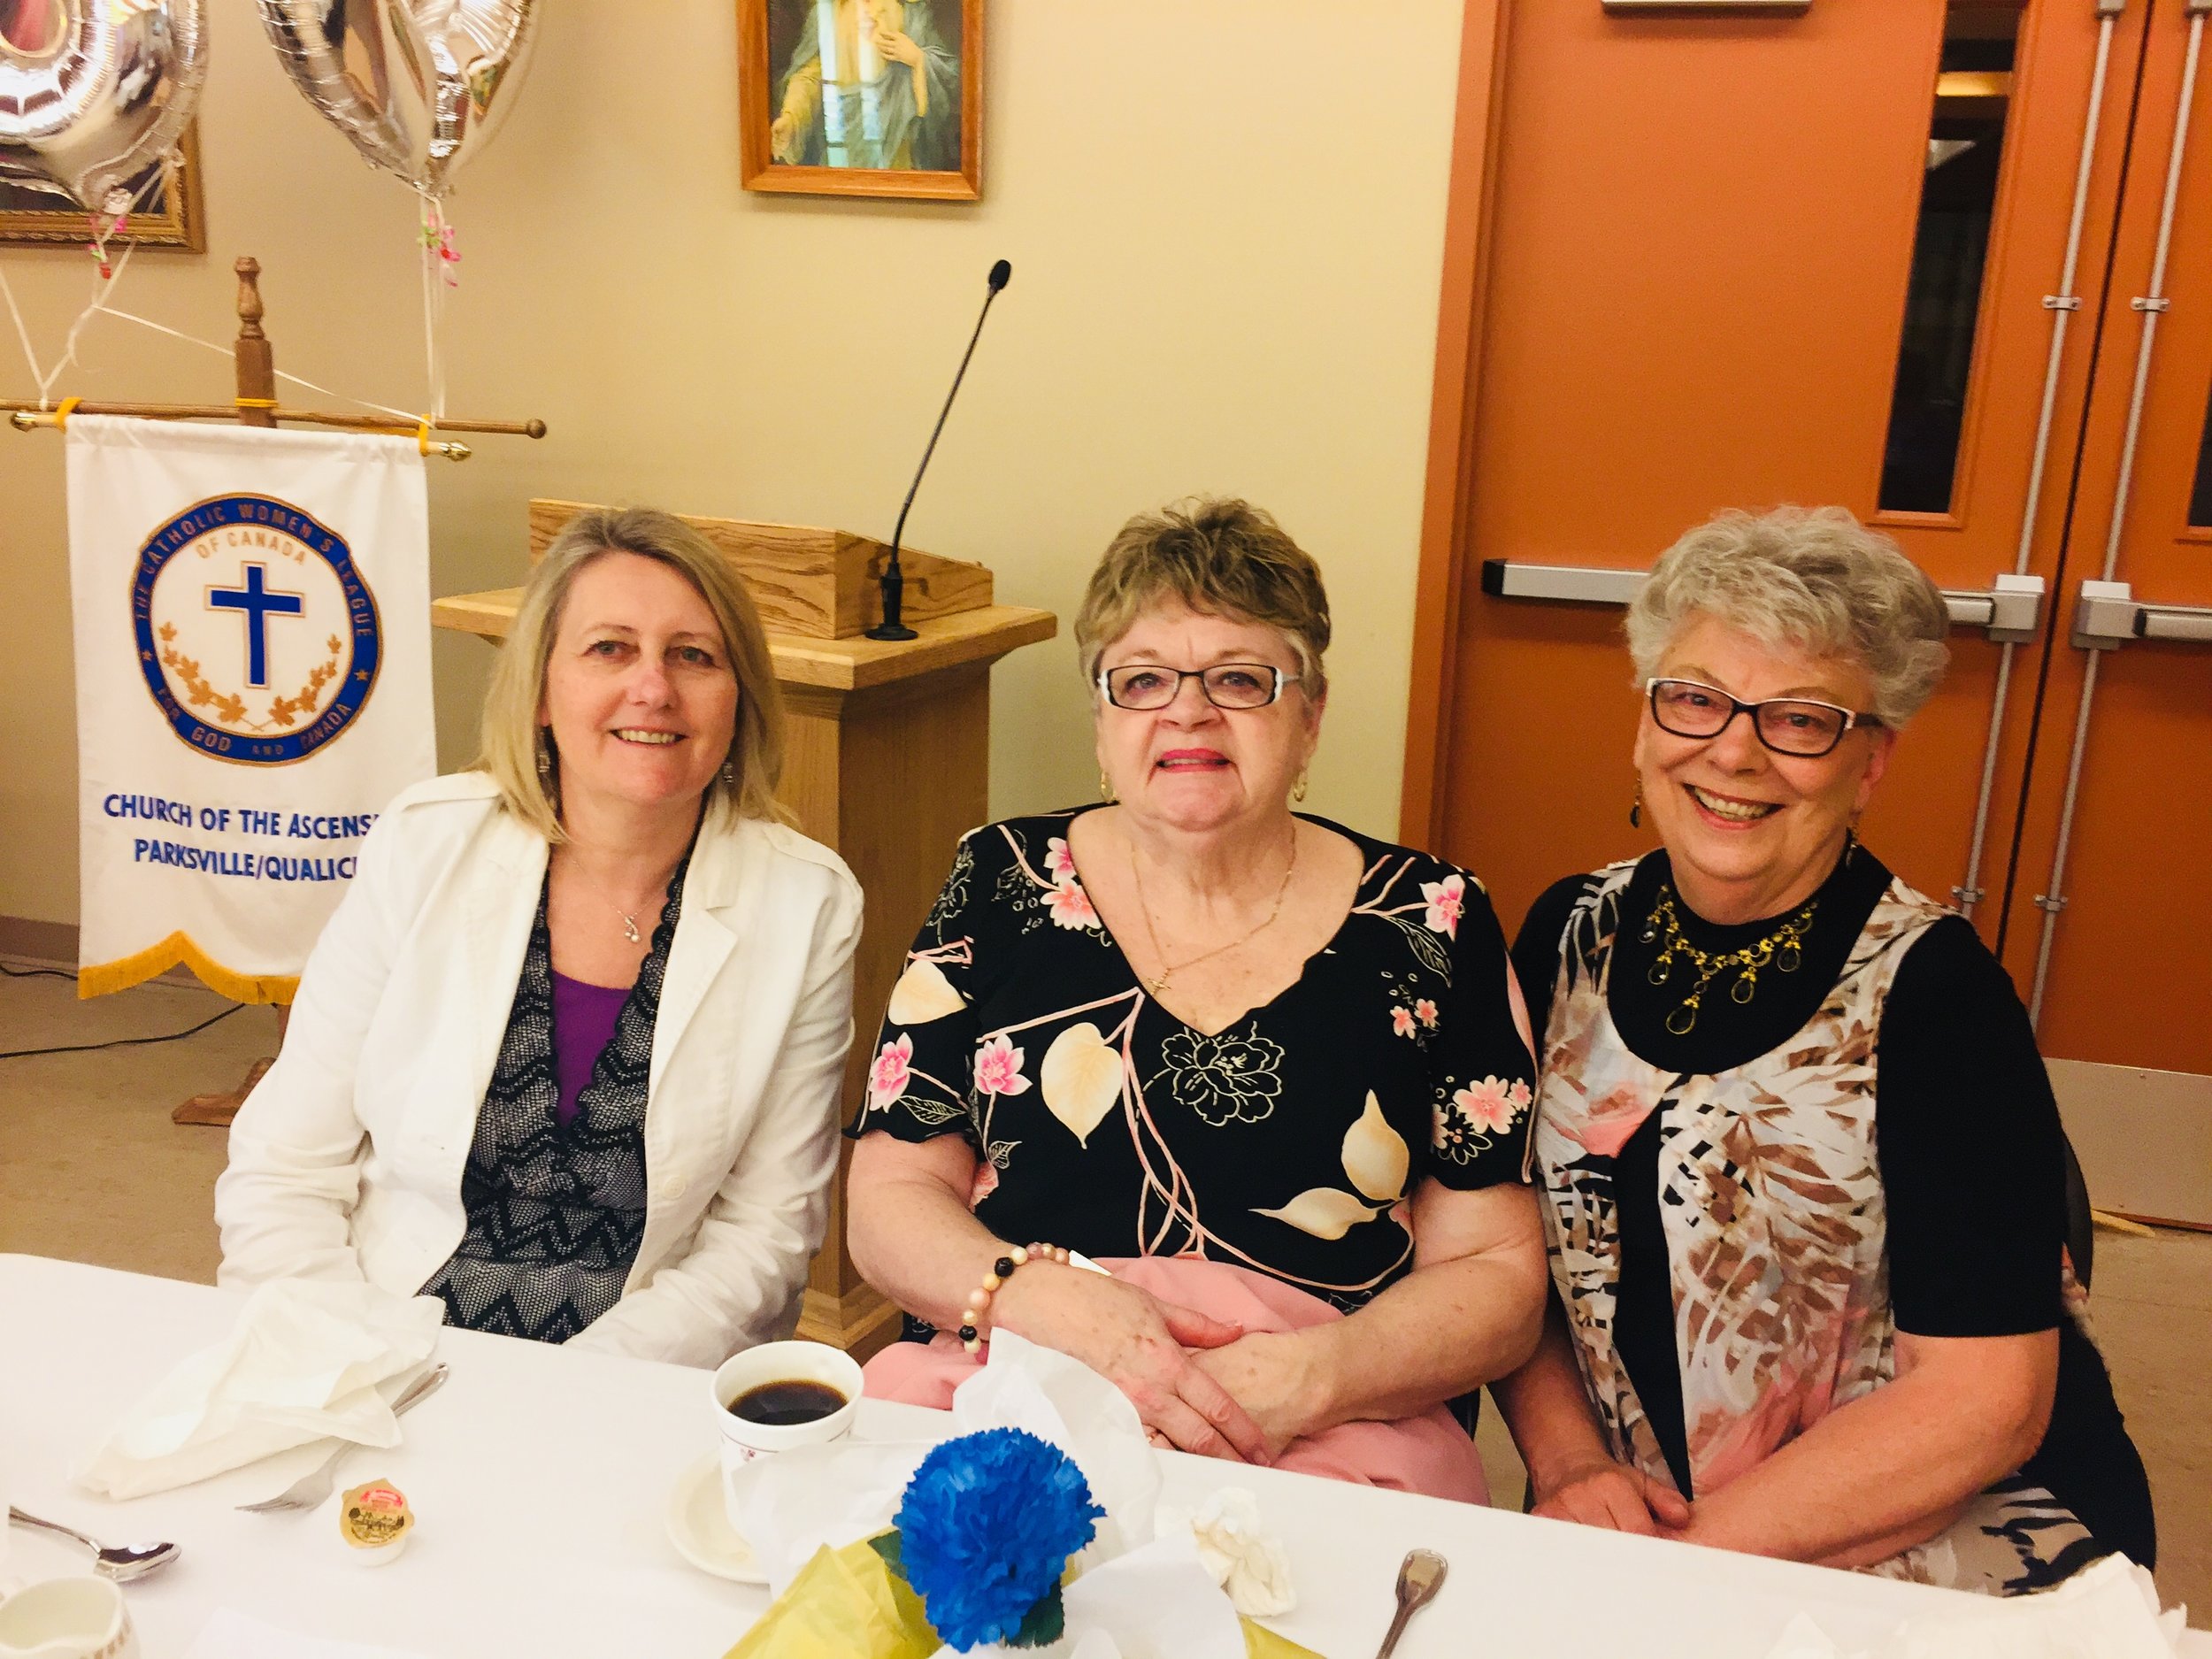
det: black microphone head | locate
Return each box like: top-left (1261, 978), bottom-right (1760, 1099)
top-left (987, 258), bottom-right (1012, 292)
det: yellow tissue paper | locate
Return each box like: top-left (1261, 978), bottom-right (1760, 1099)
top-left (722, 1537), bottom-right (940, 1659)
top-left (722, 1534), bottom-right (1318, 1659)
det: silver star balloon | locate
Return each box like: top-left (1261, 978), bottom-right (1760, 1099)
top-left (0, 0), bottom-right (209, 212)
top-left (257, 0), bottom-right (541, 197)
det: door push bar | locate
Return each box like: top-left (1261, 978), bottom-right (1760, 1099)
top-left (1479, 560), bottom-right (2047, 642)
top-left (2071, 579), bottom-right (2212, 648)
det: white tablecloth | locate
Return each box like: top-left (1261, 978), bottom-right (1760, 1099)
top-left (1, 1254), bottom-right (2199, 1658)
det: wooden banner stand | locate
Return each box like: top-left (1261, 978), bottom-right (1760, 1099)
top-left (6, 255), bottom-right (547, 1126)
top-left (434, 503), bottom-right (1056, 1358)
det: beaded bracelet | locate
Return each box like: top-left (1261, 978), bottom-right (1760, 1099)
top-left (958, 1241), bottom-right (1071, 1355)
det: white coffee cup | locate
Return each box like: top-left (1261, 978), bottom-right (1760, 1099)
top-left (710, 1339), bottom-right (863, 1481)
top-left (0, 1575), bottom-right (139, 1659)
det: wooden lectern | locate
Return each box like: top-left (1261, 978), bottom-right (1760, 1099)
top-left (433, 501), bottom-right (1056, 1358)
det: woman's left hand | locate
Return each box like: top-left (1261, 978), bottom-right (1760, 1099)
top-left (1187, 1330), bottom-right (1325, 1460)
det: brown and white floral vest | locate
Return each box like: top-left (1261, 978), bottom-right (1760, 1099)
top-left (1531, 859), bottom-right (1949, 1498)
top-left (1530, 862), bottom-right (2103, 1594)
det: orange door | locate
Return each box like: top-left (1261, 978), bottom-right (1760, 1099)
top-left (1409, 0), bottom-right (2209, 1219)
top-left (1996, 0), bottom-right (2212, 1217)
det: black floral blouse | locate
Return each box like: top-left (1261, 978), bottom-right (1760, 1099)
top-left (851, 810), bottom-right (1536, 1310)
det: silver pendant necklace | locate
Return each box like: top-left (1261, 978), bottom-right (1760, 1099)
top-left (563, 854), bottom-right (651, 944)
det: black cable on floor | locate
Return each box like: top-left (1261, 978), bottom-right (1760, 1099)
top-left (0, 960), bottom-right (78, 983)
top-left (0, 960), bottom-right (251, 1058)
top-left (0, 1002), bottom-right (245, 1061)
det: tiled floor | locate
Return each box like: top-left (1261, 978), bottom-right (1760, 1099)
top-left (3, 964), bottom-right (2205, 1616)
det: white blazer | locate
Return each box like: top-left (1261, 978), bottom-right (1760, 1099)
top-left (214, 772), bottom-right (863, 1368)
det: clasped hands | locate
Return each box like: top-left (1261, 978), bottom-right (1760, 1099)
top-left (1531, 1455), bottom-right (1694, 1540)
top-left (991, 1268), bottom-right (1321, 1464)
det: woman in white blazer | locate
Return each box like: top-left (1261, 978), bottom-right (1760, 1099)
top-left (215, 507), bottom-right (862, 1368)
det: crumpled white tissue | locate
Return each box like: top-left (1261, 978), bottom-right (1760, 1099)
top-left (944, 1330), bottom-right (1163, 1563)
top-left (931, 1532), bottom-right (1247, 1659)
top-left (1763, 1555), bottom-right (2188, 1659)
top-left (729, 1329), bottom-right (1169, 1594)
top-left (1156, 1488), bottom-right (1295, 1617)
top-left (727, 1331), bottom-right (1258, 1658)
top-left (73, 1278), bottom-right (442, 1499)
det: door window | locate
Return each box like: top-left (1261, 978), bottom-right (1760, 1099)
top-left (1878, 4), bottom-right (2024, 515)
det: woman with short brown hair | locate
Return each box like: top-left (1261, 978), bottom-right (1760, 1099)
top-left (847, 498), bottom-right (1548, 1485)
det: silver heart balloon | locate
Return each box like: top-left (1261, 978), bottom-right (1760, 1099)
top-left (0, 0), bottom-right (209, 211)
top-left (258, 0), bottom-right (541, 196)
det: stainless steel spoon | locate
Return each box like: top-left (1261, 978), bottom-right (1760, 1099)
top-left (7, 1507), bottom-right (180, 1581)
top-left (1372, 1548), bottom-right (1448, 1659)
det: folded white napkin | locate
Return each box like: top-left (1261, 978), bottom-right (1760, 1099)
top-left (73, 1279), bottom-right (442, 1500)
top-left (726, 1332), bottom-right (1263, 1659)
top-left (1764, 1555), bottom-right (2188, 1659)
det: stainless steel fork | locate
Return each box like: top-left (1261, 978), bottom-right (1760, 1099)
top-left (235, 1361), bottom-right (449, 1514)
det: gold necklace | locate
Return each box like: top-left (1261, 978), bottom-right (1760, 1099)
top-left (1127, 824), bottom-right (1299, 997)
top-left (1640, 882), bottom-right (1816, 1035)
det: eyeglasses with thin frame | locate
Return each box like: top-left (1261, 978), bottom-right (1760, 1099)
top-left (1643, 677), bottom-right (1883, 758)
top-left (1096, 662), bottom-right (1301, 711)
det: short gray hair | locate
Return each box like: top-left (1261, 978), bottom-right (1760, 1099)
top-left (1624, 506), bottom-right (1951, 726)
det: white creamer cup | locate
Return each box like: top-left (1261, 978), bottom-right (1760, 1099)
top-left (710, 1340), bottom-right (863, 1525)
top-left (0, 1575), bottom-right (139, 1659)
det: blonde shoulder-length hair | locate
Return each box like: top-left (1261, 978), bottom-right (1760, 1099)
top-left (477, 506), bottom-right (790, 839)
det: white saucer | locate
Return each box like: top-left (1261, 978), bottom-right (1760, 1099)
top-left (664, 1453), bottom-right (766, 1585)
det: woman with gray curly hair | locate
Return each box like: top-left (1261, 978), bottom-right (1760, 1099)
top-left (1493, 506), bottom-right (2152, 1593)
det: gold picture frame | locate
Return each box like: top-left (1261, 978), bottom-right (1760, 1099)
top-left (739, 0), bottom-right (982, 201)
top-left (0, 123), bottom-right (206, 252)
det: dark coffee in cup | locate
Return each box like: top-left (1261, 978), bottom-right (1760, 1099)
top-left (728, 1379), bottom-right (847, 1425)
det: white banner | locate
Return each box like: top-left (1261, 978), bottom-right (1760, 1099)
top-left (65, 416), bottom-right (435, 1000)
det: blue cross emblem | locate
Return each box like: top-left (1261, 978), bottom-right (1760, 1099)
top-left (206, 564), bottom-right (304, 688)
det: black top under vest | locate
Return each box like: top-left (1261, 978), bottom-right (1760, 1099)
top-left (1512, 848), bottom-right (2154, 1569)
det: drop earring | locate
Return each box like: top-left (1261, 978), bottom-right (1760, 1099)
top-left (1293, 769), bottom-right (1310, 803)
top-left (721, 757), bottom-right (737, 787)
top-left (1629, 779), bottom-right (1644, 829)
top-left (1099, 770), bottom-right (1116, 803)
top-left (535, 729), bottom-right (553, 778)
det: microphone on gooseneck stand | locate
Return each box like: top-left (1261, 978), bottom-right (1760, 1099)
top-left (868, 258), bottom-right (1014, 641)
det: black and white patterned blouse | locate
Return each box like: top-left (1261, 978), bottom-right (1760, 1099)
top-left (418, 865), bottom-right (682, 1342)
top-left (850, 810), bottom-right (1535, 1310)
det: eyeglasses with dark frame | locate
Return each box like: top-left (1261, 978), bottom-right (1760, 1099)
top-left (1643, 677), bottom-right (1884, 759)
top-left (1095, 662), bottom-right (1302, 711)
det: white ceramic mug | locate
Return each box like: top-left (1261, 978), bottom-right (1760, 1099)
top-left (710, 1340), bottom-right (862, 1521)
top-left (0, 1576), bottom-right (138, 1659)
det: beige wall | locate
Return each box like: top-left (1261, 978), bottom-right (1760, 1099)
top-left (0, 1), bottom-right (1464, 929)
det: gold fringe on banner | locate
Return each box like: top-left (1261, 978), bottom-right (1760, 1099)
top-left (78, 932), bottom-right (297, 1005)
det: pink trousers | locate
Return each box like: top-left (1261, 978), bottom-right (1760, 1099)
top-left (861, 1255), bottom-right (1491, 1504)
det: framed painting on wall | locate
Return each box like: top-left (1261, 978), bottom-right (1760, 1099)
top-left (0, 124), bottom-right (206, 251)
top-left (738, 0), bottom-right (981, 200)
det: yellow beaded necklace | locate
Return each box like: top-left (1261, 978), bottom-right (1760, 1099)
top-left (1640, 881), bottom-right (1818, 1035)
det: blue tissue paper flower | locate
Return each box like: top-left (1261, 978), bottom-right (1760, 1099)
top-left (891, 1426), bottom-right (1105, 1652)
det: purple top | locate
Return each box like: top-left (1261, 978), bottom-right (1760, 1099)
top-left (551, 971), bottom-right (630, 1127)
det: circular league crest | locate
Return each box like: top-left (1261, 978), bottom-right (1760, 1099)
top-left (130, 495), bottom-right (384, 766)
